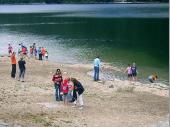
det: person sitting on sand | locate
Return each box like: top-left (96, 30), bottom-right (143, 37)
top-left (124, 64), bottom-right (132, 81)
top-left (69, 78), bottom-right (85, 109)
top-left (148, 74), bottom-right (158, 83)
top-left (10, 52), bottom-right (16, 78)
top-left (131, 62), bottom-right (138, 81)
top-left (18, 57), bottom-right (26, 82)
top-left (52, 69), bottom-right (63, 101)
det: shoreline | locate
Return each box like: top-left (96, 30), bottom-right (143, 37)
top-left (0, 55), bottom-right (169, 127)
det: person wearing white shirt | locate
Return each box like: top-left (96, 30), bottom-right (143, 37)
top-left (93, 56), bottom-right (101, 81)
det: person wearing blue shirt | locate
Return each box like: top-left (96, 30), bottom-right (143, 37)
top-left (93, 56), bottom-right (101, 81)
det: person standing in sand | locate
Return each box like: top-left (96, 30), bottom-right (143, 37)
top-left (38, 47), bottom-right (42, 60)
top-left (131, 62), bottom-right (138, 81)
top-left (93, 56), bottom-right (101, 81)
top-left (124, 64), bottom-right (132, 81)
top-left (45, 50), bottom-right (48, 60)
top-left (18, 57), bottom-right (26, 82)
top-left (52, 69), bottom-right (63, 101)
top-left (10, 52), bottom-right (16, 78)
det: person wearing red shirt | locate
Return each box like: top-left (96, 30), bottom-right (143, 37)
top-left (52, 69), bottom-right (63, 101)
top-left (62, 78), bottom-right (69, 105)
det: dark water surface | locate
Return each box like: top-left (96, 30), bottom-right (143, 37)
top-left (0, 4), bottom-right (168, 81)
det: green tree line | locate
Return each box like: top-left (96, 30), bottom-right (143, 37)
top-left (0, 0), bottom-right (168, 4)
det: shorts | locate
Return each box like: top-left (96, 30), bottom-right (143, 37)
top-left (128, 74), bottom-right (132, 77)
top-left (63, 93), bottom-right (68, 100)
top-left (132, 73), bottom-right (137, 77)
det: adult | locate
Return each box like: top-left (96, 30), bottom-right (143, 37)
top-left (18, 57), bottom-right (26, 82)
top-left (38, 47), bottom-right (42, 60)
top-left (52, 69), bottom-right (63, 101)
top-left (70, 78), bottom-right (85, 109)
top-left (10, 52), bottom-right (16, 78)
top-left (93, 56), bottom-right (101, 81)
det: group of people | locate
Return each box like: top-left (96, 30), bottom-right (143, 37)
top-left (9, 43), bottom-right (159, 110)
top-left (124, 63), bottom-right (138, 81)
top-left (9, 43), bottom-right (85, 109)
top-left (94, 56), bottom-right (158, 83)
top-left (8, 43), bottom-right (49, 61)
top-left (124, 63), bottom-right (158, 83)
top-left (52, 69), bottom-right (85, 109)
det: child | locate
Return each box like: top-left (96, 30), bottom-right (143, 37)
top-left (8, 44), bottom-right (13, 56)
top-left (52, 69), bottom-right (63, 101)
top-left (131, 62), bottom-right (138, 81)
top-left (148, 74), bottom-right (158, 83)
top-left (33, 47), bottom-right (37, 59)
top-left (124, 64), bottom-right (132, 81)
top-left (62, 78), bottom-right (69, 105)
top-left (29, 46), bottom-right (33, 57)
top-left (45, 51), bottom-right (48, 60)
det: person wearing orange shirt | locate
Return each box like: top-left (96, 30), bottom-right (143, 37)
top-left (10, 52), bottom-right (16, 78)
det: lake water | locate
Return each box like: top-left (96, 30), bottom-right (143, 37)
top-left (0, 4), bottom-right (168, 82)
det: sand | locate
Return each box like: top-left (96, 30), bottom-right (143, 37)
top-left (0, 56), bottom-right (169, 127)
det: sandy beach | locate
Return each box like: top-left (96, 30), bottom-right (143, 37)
top-left (0, 56), bottom-right (169, 127)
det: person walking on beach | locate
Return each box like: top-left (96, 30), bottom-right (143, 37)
top-left (8, 44), bottom-right (13, 56)
top-left (124, 64), bottom-right (132, 81)
top-left (70, 78), bottom-right (85, 109)
top-left (10, 52), bottom-right (16, 78)
top-left (18, 57), bottom-right (26, 82)
top-left (131, 62), bottom-right (138, 81)
top-left (93, 56), bottom-right (101, 81)
top-left (52, 69), bottom-right (63, 101)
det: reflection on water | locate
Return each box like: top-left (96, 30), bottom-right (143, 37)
top-left (0, 4), bottom-right (168, 81)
